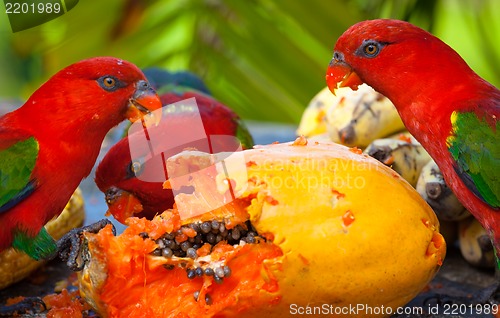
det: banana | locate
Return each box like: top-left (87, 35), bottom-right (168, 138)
top-left (416, 160), bottom-right (470, 221)
top-left (298, 84), bottom-right (406, 147)
top-left (324, 84), bottom-right (405, 147)
top-left (363, 137), bottom-right (432, 187)
top-left (0, 188), bottom-right (85, 290)
top-left (297, 86), bottom-right (332, 137)
top-left (458, 217), bottom-right (495, 269)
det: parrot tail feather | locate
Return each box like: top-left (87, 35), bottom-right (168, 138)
top-left (12, 227), bottom-right (57, 261)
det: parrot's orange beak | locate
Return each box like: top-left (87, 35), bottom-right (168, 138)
top-left (326, 54), bottom-right (363, 95)
top-left (127, 80), bottom-right (162, 125)
top-left (104, 187), bottom-right (144, 224)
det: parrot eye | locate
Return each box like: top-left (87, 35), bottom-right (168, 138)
top-left (356, 40), bottom-right (385, 58)
top-left (364, 44), bottom-right (378, 55)
top-left (97, 76), bottom-right (123, 92)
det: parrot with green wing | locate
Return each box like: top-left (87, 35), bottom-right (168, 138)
top-left (0, 57), bottom-right (161, 262)
top-left (326, 19), bottom-right (499, 293)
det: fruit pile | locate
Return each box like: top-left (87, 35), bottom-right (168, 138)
top-left (299, 84), bottom-right (495, 269)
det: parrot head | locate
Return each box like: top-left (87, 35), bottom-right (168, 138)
top-left (325, 19), bottom-right (477, 108)
top-left (326, 19), bottom-right (425, 96)
top-left (24, 57), bottom-right (162, 132)
top-left (95, 130), bottom-right (175, 224)
top-left (96, 90), bottom-right (253, 224)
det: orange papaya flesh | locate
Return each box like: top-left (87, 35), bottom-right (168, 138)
top-left (79, 206), bottom-right (283, 317)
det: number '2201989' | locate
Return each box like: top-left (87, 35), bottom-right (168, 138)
top-left (5, 2), bottom-right (61, 14)
top-left (443, 303), bottom-right (498, 315)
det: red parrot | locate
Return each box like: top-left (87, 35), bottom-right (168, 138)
top-left (0, 57), bottom-right (162, 261)
top-left (95, 90), bottom-right (254, 224)
top-left (326, 19), bottom-right (500, 272)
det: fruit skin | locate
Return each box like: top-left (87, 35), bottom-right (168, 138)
top-left (298, 84), bottom-right (405, 147)
top-left (0, 189), bottom-right (84, 290)
top-left (79, 140), bottom-right (445, 318)
top-left (459, 217), bottom-right (495, 269)
top-left (416, 160), bottom-right (470, 221)
top-left (325, 84), bottom-right (405, 147)
top-left (240, 141), bottom-right (444, 317)
top-left (364, 137), bottom-right (432, 187)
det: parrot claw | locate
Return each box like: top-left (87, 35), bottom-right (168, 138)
top-left (0, 296), bottom-right (46, 316)
top-left (57, 219), bottom-right (116, 271)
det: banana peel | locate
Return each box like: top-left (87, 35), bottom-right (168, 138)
top-left (0, 188), bottom-right (85, 290)
top-left (416, 160), bottom-right (470, 221)
top-left (325, 84), bottom-right (405, 147)
top-left (364, 138), bottom-right (432, 187)
top-left (298, 85), bottom-right (406, 147)
top-left (458, 217), bottom-right (495, 269)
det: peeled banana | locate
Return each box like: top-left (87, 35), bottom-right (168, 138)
top-left (298, 84), bottom-right (406, 147)
top-left (364, 137), bottom-right (432, 187)
top-left (0, 188), bottom-right (85, 290)
top-left (416, 160), bottom-right (470, 221)
top-left (458, 217), bottom-right (495, 269)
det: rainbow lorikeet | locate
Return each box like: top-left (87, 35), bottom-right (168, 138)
top-left (0, 57), bottom-right (162, 262)
top-left (95, 90), bottom-right (254, 224)
top-left (326, 19), bottom-right (499, 279)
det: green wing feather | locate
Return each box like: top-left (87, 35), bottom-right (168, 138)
top-left (447, 111), bottom-right (500, 208)
top-left (0, 137), bottom-right (39, 211)
top-left (12, 227), bottom-right (57, 260)
top-left (0, 137), bottom-right (54, 260)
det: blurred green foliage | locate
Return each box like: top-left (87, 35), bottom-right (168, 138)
top-left (0, 0), bottom-right (499, 123)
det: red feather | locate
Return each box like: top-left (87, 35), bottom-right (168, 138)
top-left (326, 19), bottom-right (500, 251)
top-left (0, 57), bottom-right (161, 252)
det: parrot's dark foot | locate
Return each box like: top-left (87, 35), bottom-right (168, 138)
top-left (0, 296), bottom-right (46, 316)
top-left (57, 219), bottom-right (116, 271)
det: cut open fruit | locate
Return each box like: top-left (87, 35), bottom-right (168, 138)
top-left (78, 140), bottom-right (445, 318)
